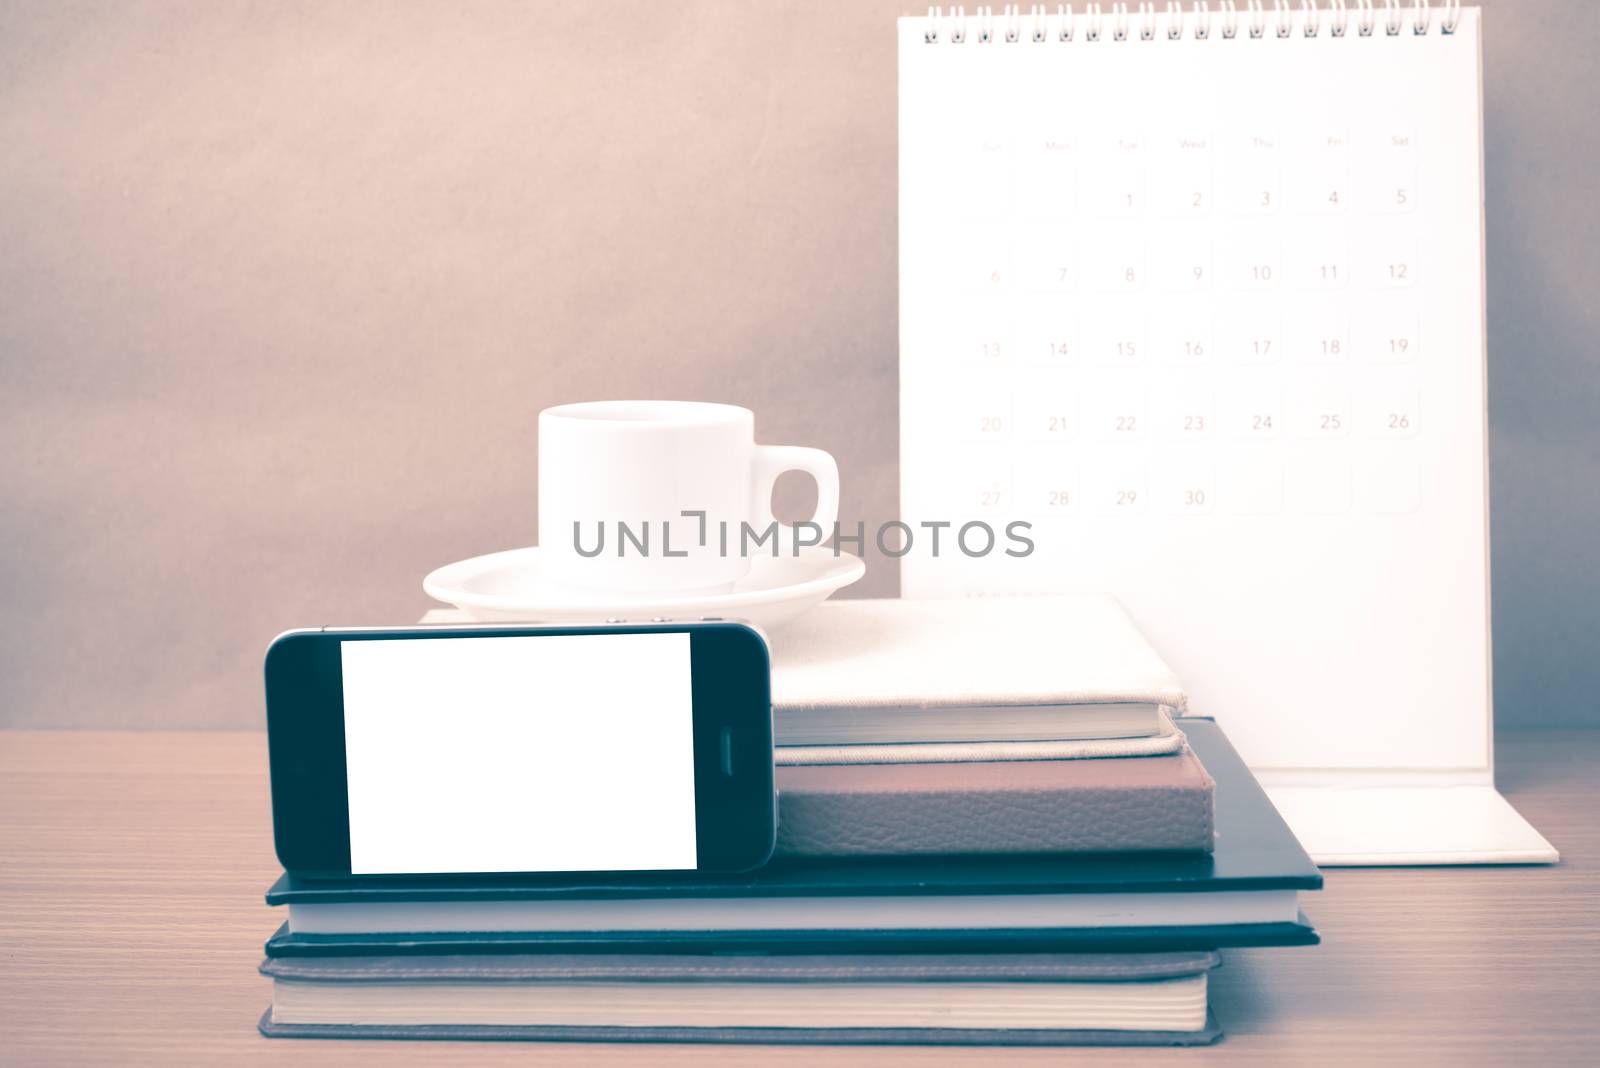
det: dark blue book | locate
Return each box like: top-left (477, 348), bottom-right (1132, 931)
top-left (264, 718), bottom-right (1319, 956)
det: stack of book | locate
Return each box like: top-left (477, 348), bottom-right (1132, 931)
top-left (259, 595), bottom-right (1320, 1045)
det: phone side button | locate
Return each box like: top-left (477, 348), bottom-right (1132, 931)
top-left (720, 728), bottom-right (735, 777)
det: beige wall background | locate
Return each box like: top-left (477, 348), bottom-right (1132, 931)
top-left (1, 1), bottom-right (1595, 728)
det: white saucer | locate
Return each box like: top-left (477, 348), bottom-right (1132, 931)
top-left (423, 546), bottom-right (866, 631)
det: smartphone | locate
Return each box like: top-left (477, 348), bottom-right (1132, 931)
top-left (264, 621), bottom-right (774, 879)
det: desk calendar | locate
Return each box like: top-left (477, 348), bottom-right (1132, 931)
top-left (897, 3), bottom-right (1554, 863)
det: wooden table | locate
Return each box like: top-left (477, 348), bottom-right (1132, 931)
top-left (2, 730), bottom-right (1596, 1065)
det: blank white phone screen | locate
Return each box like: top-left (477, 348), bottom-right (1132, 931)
top-left (340, 632), bottom-right (698, 875)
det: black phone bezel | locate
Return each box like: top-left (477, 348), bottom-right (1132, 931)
top-left (264, 621), bottom-right (774, 880)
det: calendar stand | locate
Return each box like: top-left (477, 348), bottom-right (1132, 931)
top-left (1257, 778), bottom-right (1556, 866)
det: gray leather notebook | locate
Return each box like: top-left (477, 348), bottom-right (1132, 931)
top-left (259, 950), bottom-right (1223, 1045)
top-left (774, 743), bottom-right (1214, 857)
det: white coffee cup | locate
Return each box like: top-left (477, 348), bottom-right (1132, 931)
top-left (537, 400), bottom-right (840, 596)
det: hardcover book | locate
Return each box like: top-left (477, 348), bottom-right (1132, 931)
top-left (259, 950), bottom-right (1222, 1045)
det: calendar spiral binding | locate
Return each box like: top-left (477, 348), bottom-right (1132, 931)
top-left (921, 0), bottom-right (1462, 44)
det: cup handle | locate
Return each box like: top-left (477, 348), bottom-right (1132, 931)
top-left (751, 446), bottom-right (841, 552)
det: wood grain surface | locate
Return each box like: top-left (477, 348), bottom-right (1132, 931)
top-left (2, 730), bottom-right (1596, 1065)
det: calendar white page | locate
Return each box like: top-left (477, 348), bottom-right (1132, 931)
top-left (898, 5), bottom-right (1490, 773)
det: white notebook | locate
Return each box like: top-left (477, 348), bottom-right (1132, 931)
top-left (896, 4), bottom-right (1552, 863)
top-left (421, 598), bottom-right (1186, 754)
top-left (767, 595), bottom-right (1184, 755)
top-left (769, 595), bottom-right (1182, 708)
